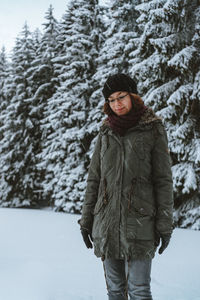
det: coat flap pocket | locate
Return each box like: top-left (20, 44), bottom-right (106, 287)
top-left (134, 204), bottom-right (156, 217)
top-left (135, 216), bottom-right (155, 240)
top-left (126, 215), bottom-right (155, 241)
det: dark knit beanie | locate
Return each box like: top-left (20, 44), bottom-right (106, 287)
top-left (102, 73), bottom-right (138, 101)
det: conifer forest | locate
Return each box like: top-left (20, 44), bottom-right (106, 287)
top-left (0, 0), bottom-right (199, 229)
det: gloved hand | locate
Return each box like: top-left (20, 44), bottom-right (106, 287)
top-left (155, 231), bottom-right (171, 254)
top-left (81, 228), bottom-right (93, 249)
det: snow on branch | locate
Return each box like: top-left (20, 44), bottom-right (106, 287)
top-left (136, 0), bottom-right (166, 13)
top-left (167, 84), bottom-right (193, 106)
top-left (149, 34), bottom-right (177, 53)
top-left (172, 162), bottom-right (197, 194)
top-left (168, 46), bottom-right (197, 72)
top-left (33, 83), bottom-right (51, 99)
top-left (163, 0), bottom-right (183, 16)
top-left (145, 78), bottom-right (180, 108)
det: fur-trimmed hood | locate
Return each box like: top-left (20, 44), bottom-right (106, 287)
top-left (138, 107), bottom-right (162, 125)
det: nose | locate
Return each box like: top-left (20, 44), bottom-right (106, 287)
top-left (114, 99), bottom-right (122, 108)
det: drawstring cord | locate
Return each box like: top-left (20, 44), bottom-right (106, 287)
top-left (128, 184), bottom-right (134, 211)
top-left (103, 178), bottom-right (108, 205)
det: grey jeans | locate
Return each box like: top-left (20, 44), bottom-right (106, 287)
top-left (103, 258), bottom-right (153, 300)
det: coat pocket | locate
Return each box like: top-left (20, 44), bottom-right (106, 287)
top-left (134, 182), bottom-right (156, 217)
top-left (126, 214), bottom-right (155, 241)
top-left (127, 216), bottom-right (137, 240)
top-left (135, 215), bottom-right (155, 240)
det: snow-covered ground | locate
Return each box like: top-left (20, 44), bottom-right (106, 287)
top-left (0, 208), bottom-right (199, 300)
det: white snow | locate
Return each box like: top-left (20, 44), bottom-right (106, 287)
top-left (0, 208), bottom-right (199, 300)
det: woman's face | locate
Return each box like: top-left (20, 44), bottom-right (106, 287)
top-left (108, 91), bottom-right (132, 116)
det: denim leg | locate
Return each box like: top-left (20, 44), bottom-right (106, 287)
top-left (128, 259), bottom-right (153, 300)
top-left (103, 258), bottom-right (128, 300)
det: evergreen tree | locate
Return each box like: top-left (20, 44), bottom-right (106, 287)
top-left (0, 23), bottom-right (37, 206)
top-left (0, 46), bottom-right (8, 123)
top-left (0, 11), bottom-right (59, 207)
top-left (26, 7), bottom-right (61, 207)
top-left (0, 46), bottom-right (9, 148)
top-left (39, 0), bottom-right (103, 212)
top-left (130, 0), bottom-right (200, 229)
top-left (98, 0), bottom-right (141, 74)
top-left (36, 5), bottom-right (60, 93)
top-left (51, 4), bottom-right (73, 78)
top-left (0, 46), bottom-right (7, 80)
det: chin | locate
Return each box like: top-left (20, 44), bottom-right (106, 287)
top-left (116, 110), bottom-right (127, 116)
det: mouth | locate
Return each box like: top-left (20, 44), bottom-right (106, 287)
top-left (116, 108), bottom-right (124, 112)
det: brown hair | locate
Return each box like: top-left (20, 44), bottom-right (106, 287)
top-left (103, 93), bottom-right (145, 115)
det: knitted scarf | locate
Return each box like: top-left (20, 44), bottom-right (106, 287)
top-left (106, 104), bottom-right (147, 136)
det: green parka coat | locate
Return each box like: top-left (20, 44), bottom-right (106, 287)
top-left (79, 108), bottom-right (174, 261)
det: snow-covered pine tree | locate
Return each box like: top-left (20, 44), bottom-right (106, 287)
top-left (0, 47), bottom-right (17, 207)
top-left (167, 2), bottom-right (200, 230)
top-left (25, 7), bottom-right (60, 207)
top-left (97, 0), bottom-right (142, 75)
top-left (38, 0), bottom-right (103, 212)
top-left (0, 46), bottom-right (8, 142)
top-left (130, 0), bottom-right (200, 229)
top-left (0, 23), bottom-right (38, 207)
top-left (130, 0), bottom-right (170, 97)
top-left (51, 4), bottom-right (73, 80)
top-left (0, 46), bottom-right (8, 120)
top-left (0, 46), bottom-right (7, 81)
top-left (0, 47), bottom-right (7, 196)
top-left (36, 5), bottom-right (60, 93)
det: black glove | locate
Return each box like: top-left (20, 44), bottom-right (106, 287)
top-left (158, 234), bottom-right (171, 254)
top-left (155, 231), bottom-right (171, 254)
top-left (81, 228), bottom-right (93, 249)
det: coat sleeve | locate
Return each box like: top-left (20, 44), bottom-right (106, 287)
top-left (152, 122), bottom-right (174, 235)
top-left (78, 133), bottom-right (101, 232)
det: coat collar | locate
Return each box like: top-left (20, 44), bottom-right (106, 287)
top-left (100, 107), bottom-right (162, 136)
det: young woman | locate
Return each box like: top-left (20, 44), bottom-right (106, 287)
top-left (78, 73), bottom-right (174, 300)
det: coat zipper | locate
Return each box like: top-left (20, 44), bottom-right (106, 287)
top-left (118, 137), bottom-right (125, 258)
